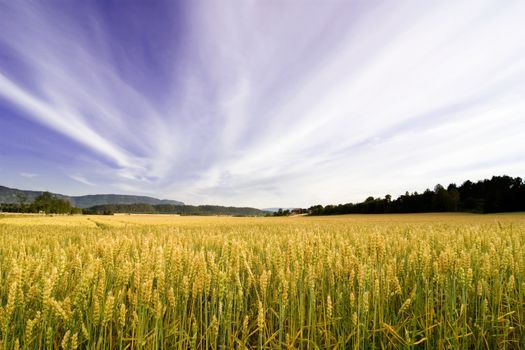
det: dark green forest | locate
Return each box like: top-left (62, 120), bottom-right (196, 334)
top-left (308, 175), bottom-right (525, 215)
top-left (82, 203), bottom-right (266, 216)
top-left (0, 192), bottom-right (82, 214)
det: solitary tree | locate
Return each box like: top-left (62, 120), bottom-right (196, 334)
top-left (31, 192), bottom-right (72, 214)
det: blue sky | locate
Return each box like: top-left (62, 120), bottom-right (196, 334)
top-left (1, 1), bottom-right (524, 207)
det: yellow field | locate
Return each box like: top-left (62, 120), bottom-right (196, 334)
top-left (0, 213), bottom-right (524, 349)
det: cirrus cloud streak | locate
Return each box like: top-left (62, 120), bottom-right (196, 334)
top-left (0, 1), bottom-right (524, 207)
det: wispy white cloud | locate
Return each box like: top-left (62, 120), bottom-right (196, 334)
top-left (69, 175), bottom-right (96, 187)
top-left (161, 0), bottom-right (525, 206)
top-left (0, 1), bottom-right (524, 207)
top-left (20, 172), bottom-right (38, 178)
top-left (0, 73), bottom-right (138, 170)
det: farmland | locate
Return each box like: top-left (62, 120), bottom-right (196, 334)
top-left (1, 213), bottom-right (524, 349)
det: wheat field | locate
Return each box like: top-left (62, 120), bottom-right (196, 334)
top-left (0, 213), bottom-right (524, 349)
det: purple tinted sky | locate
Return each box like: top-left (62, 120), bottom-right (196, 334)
top-left (1, 1), bottom-right (524, 207)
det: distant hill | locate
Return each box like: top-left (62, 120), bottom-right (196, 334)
top-left (84, 203), bottom-right (266, 216)
top-left (0, 185), bottom-right (184, 208)
top-left (70, 194), bottom-right (183, 208)
top-left (0, 185), bottom-right (265, 216)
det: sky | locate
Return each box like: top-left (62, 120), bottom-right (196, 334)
top-left (0, 1), bottom-right (524, 208)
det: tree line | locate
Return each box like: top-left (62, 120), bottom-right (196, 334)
top-left (83, 203), bottom-right (265, 216)
top-left (0, 192), bottom-right (82, 214)
top-left (270, 208), bottom-right (309, 216)
top-left (2, 175), bottom-right (523, 216)
top-left (308, 175), bottom-right (525, 215)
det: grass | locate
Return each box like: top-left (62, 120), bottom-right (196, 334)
top-left (0, 213), bottom-right (524, 349)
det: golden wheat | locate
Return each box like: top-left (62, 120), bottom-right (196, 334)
top-left (0, 213), bottom-right (524, 348)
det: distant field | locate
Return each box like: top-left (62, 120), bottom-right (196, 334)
top-left (1, 213), bottom-right (524, 348)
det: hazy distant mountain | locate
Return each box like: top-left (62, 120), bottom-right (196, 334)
top-left (70, 194), bottom-right (183, 208)
top-left (0, 185), bottom-right (184, 208)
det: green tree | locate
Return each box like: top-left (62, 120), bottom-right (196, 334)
top-left (31, 192), bottom-right (72, 214)
top-left (16, 193), bottom-right (28, 212)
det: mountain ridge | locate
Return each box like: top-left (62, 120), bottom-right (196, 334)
top-left (0, 185), bottom-right (184, 208)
